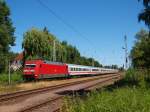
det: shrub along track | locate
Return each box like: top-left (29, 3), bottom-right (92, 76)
top-left (0, 73), bottom-right (122, 112)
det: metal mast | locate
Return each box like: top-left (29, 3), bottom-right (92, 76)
top-left (53, 39), bottom-right (56, 62)
top-left (92, 58), bottom-right (94, 67)
top-left (124, 35), bottom-right (128, 69)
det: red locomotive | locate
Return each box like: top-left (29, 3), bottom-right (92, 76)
top-left (23, 59), bottom-right (118, 79)
top-left (23, 60), bottom-right (68, 79)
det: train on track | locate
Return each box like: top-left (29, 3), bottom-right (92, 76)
top-left (23, 59), bottom-right (118, 79)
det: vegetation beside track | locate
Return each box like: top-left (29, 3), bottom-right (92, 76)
top-left (0, 71), bottom-right (24, 94)
top-left (62, 69), bottom-right (150, 112)
top-left (0, 72), bottom-right (23, 85)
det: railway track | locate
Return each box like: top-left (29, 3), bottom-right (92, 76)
top-left (0, 73), bottom-right (120, 103)
top-left (20, 95), bottom-right (63, 112)
top-left (0, 73), bottom-right (121, 112)
top-left (20, 73), bottom-right (121, 112)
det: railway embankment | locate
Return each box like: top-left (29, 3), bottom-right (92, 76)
top-left (0, 73), bottom-right (121, 112)
top-left (62, 69), bottom-right (150, 112)
top-left (0, 74), bottom-right (116, 94)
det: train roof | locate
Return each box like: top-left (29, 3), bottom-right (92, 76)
top-left (25, 60), bottom-right (117, 70)
top-left (43, 60), bottom-right (65, 65)
top-left (66, 64), bottom-right (117, 70)
top-left (25, 60), bottom-right (65, 65)
top-left (66, 64), bottom-right (101, 69)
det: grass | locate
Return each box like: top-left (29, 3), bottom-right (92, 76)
top-left (62, 87), bottom-right (150, 112)
top-left (0, 72), bottom-right (24, 85)
top-left (62, 69), bottom-right (150, 112)
top-left (0, 85), bottom-right (21, 94)
top-left (0, 72), bottom-right (24, 94)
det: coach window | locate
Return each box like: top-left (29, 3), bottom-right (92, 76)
top-left (75, 68), bottom-right (77, 71)
top-left (76, 68), bottom-right (78, 71)
top-left (73, 68), bottom-right (75, 71)
top-left (70, 68), bottom-right (73, 71)
top-left (77, 68), bottom-right (79, 71)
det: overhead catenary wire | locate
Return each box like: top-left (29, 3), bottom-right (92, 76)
top-left (35, 0), bottom-right (98, 51)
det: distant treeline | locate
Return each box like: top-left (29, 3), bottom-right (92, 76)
top-left (0, 0), bottom-right (119, 74)
top-left (0, 0), bottom-right (103, 74)
top-left (22, 27), bottom-right (102, 67)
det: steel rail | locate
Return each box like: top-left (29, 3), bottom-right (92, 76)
top-left (18, 74), bottom-right (121, 112)
top-left (0, 73), bottom-right (120, 103)
top-left (19, 96), bottom-right (63, 112)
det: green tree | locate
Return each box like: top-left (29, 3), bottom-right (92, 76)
top-left (138, 0), bottom-right (150, 36)
top-left (0, 0), bottom-right (15, 72)
top-left (130, 29), bottom-right (150, 68)
top-left (23, 27), bottom-right (102, 67)
top-left (22, 28), bottom-right (55, 61)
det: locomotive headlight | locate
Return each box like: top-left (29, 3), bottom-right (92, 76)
top-left (30, 70), bottom-right (35, 72)
top-left (23, 70), bottom-right (28, 72)
top-left (23, 70), bottom-right (35, 72)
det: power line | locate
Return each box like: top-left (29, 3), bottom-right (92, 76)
top-left (36, 0), bottom-right (97, 50)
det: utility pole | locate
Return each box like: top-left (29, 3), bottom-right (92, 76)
top-left (92, 51), bottom-right (96, 67)
top-left (92, 58), bottom-right (94, 67)
top-left (53, 39), bottom-right (56, 62)
top-left (8, 60), bottom-right (11, 84)
top-left (123, 35), bottom-right (128, 70)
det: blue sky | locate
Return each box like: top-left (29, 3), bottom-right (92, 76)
top-left (6, 0), bottom-right (146, 66)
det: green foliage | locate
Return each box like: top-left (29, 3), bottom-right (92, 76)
top-left (0, 0), bottom-right (15, 51)
top-left (23, 28), bottom-right (102, 67)
top-left (130, 29), bottom-right (150, 68)
top-left (0, 52), bottom-right (18, 73)
top-left (138, 0), bottom-right (150, 8)
top-left (0, 73), bottom-right (23, 85)
top-left (63, 87), bottom-right (150, 112)
top-left (116, 68), bottom-right (150, 88)
top-left (125, 69), bottom-right (141, 84)
top-left (22, 28), bottom-right (55, 60)
top-left (0, 0), bottom-right (15, 73)
top-left (138, 0), bottom-right (150, 32)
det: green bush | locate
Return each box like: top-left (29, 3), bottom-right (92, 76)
top-left (0, 72), bottom-right (24, 85)
top-left (115, 68), bottom-right (150, 88)
top-left (124, 69), bottom-right (143, 86)
top-left (62, 87), bottom-right (150, 112)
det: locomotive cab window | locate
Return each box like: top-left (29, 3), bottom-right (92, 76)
top-left (25, 64), bottom-right (36, 68)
